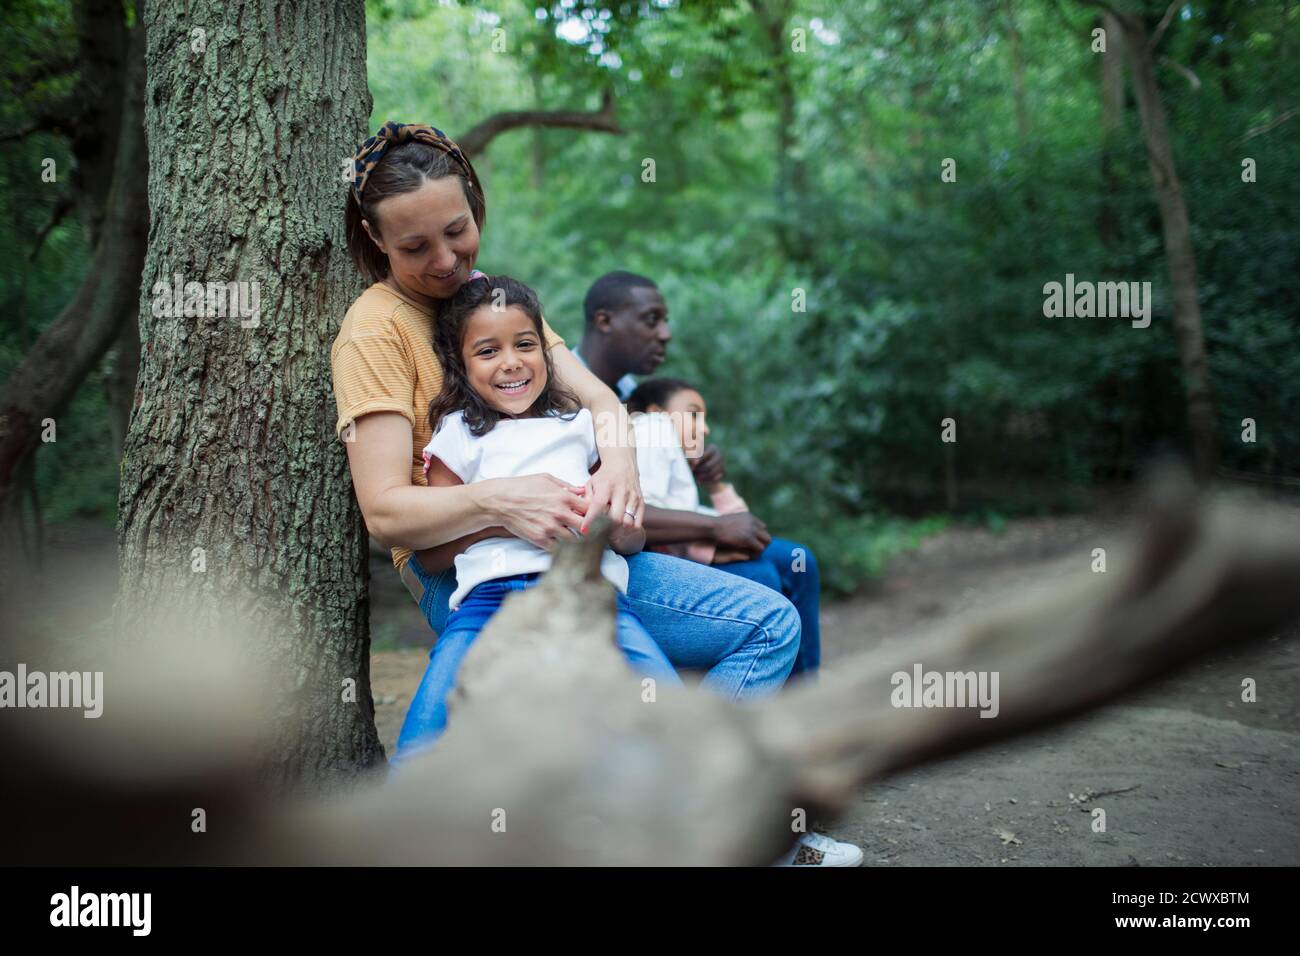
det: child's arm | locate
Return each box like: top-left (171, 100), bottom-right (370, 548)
top-left (418, 454), bottom-right (513, 574)
top-left (704, 481), bottom-right (750, 514)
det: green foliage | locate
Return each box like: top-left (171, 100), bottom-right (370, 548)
top-left (0, 0), bottom-right (118, 523)
top-left (5, 0), bottom-right (1297, 594)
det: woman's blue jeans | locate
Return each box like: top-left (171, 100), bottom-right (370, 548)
top-left (392, 550), bottom-right (801, 769)
top-left (712, 537), bottom-right (821, 679)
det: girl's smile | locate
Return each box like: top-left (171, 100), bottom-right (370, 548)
top-left (462, 304), bottom-right (548, 415)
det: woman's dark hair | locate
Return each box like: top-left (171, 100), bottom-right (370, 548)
top-left (345, 140), bottom-right (486, 284)
top-left (428, 274), bottom-right (582, 437)
top-left (626, 377), bottom-right (698, 414)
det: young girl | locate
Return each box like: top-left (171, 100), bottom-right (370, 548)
top-left (392, 274), bottom-right (683, 759)
top-left (627, 377), bottom-right (822, 682)
top-left (626, 377), bottom-right (753, 564)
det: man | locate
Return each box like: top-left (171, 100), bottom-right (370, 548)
top-left (574, 271), bottom-right (821, 680)
top-left (572, 270), bottom-right (668, 403)
top-left (574, 270), bottom-right (848, 868)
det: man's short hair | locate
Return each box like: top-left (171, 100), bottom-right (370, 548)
top-left (583, 270), bottom-right (659, 327)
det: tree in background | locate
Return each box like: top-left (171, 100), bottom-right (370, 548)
top-left (4, 0), bottom-right (1297, 600)
top-left (0, 0), bottom-right (146, 553)
top-left (1081, 0), bottom-right (1219, 476)
top-left (113, 0), bottom-right (378, 792)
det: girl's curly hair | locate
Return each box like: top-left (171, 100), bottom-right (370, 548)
top-left (428, 274), bottom-right (582, 438)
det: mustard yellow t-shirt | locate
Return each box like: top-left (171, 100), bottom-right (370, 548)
top-left (331, 281), bottom-right (566, 571)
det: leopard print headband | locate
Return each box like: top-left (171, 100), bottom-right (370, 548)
top-left (349, 121), bottom-right (477, 202)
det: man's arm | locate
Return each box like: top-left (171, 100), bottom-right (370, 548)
top-left (643, 504), bottom-right (719, 545)
top-left (644, 505), bottom-right (772, 559)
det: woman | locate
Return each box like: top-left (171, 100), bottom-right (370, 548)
top-left (331, 123), bottom-right (860, 865)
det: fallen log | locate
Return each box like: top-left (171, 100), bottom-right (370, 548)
top-left (3, 470), bottom-right (1299, 865)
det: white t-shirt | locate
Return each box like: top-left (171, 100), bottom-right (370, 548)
top-left (423, 407), bottom-right (629, 611)
top-left (630, 412), bottom-right (718, 516)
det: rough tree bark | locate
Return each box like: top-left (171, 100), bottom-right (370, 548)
top-left (114, 0), bottom-right (377, 793)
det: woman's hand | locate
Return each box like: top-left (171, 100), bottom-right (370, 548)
top-left (583, 444), bottom-right (644, 534)
top-left (547, 345), bottom-right (645, 533)
top-left (478, 474), bottom-right (590, 553)
top-left (607, 520), bottom-right (646, 556)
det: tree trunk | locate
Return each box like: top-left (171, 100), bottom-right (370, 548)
top-left (1002, 0), bottom-right (1031, 149)
top-left (70, 0), bottom-right (130, 244)
top-left (104, 311), bottom-right (140, 461)
top-left (1098, 11), bottom-right (1124, 249)
top-left (1002, 0), bottom-right (1036, 215)
top-left (0, 13), bottom-right (147, 564)
top-left (115, 0), bottom-right (377, 794)
top-left (1119, 13), bottom-right (1219, 477)
top-left (752, 0), bottom-right (809, 262)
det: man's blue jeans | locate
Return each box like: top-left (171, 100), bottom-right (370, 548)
top-left (713, 537), bottom-right (821, 678)
top-left (393, 550), bottom-right (800, 769)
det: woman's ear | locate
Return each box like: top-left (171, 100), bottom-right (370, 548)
top-left (361, 218), bottom-right (387, 254)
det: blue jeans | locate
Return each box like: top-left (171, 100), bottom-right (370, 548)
top-left (393, 550), bottom-right (800, 768)
top-left (714, 538), bottom-right (821, 678)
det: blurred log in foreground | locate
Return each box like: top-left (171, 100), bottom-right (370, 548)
top-left (3, 471), bottom-right (1300, 865)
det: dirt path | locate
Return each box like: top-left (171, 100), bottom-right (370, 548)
top-left (371, 506), bottom-right (1300, 865)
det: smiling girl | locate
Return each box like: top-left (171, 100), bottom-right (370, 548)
top-left (392, 274), bottom-right (683, 753)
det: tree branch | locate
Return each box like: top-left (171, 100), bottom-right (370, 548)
top-left (1236, 105), bottom-right (1300, 143)
top-left (1159, 55), bottom-right (1201, 90)
top-left (763, 471), bottom-right (1300, 809)
top-left (8, 474), bottom-right (1300, 865)
top-left (1149, 0), bottom-right (1180, 50)
top-left (28, 194), bottom-right (75, 262)
top-left (457, 89), bottom-right (621, 157)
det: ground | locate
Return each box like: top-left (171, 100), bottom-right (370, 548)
top-left (369, 506), bottom-right (1300, 866)
top-left (32, 506), bottom-right (1298, 865)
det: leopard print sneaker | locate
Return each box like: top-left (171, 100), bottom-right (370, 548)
top-left (771, 831), bottom-right (865, 867)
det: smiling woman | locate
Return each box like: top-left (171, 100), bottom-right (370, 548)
top-left (330, 125), bottom-right (818, 835)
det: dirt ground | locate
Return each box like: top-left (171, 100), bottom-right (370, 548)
top-left (26, 504), bottom-right (1297, 866)
top-left (370, 505), bottom-right (1300, 866)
